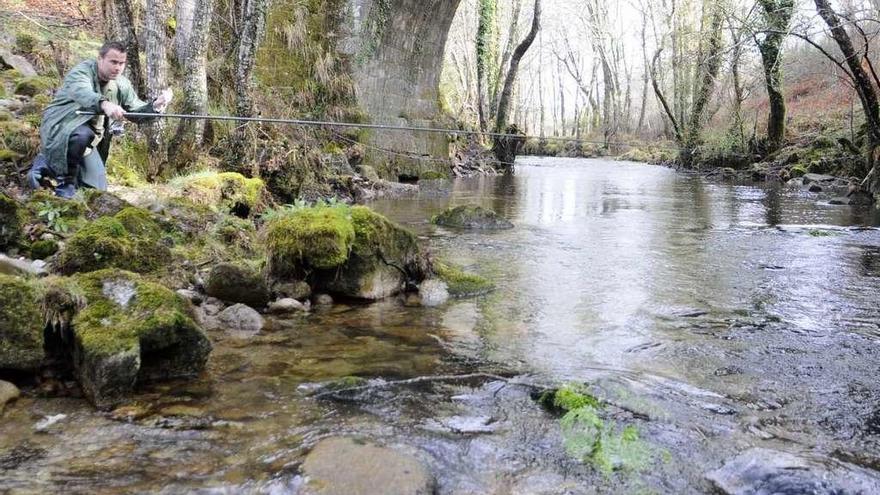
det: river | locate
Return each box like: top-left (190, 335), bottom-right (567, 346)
top-left (2, 157), bottom-right (880, 493)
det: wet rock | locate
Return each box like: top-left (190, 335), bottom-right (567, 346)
top-left (0, 380), bottom-right (20, 413)
top-left (301, 437), bottom-right (435, 495)
top-left (176, 289), bottom-right (203, 305)
top-left (418, 279), bottom-right (449, 307)
top-left (808, 184), bottom-right (823, 193)
top-left (0, 444), bottom-right (46, 470)
top-left (707, 448), bottom-right (880, 495)
top-left (71, 269), bottom-right (212, 410)
top-left (272, 280), bottom-right (311, 301)
top-left (0, 254), bottom-right (43, 277)
top-left (216, 303), bottom-right (264, 336)
top-left (0, 48), bottom-right (37, 76)
top-left (313, 294), bottom-right (334, 306)
top-left (205, 263), bottom-right (270, 307)
top-left (82, 190), bottom-right (132, 219)
top-left (423, 415), bottom-right (498, 435)
top-left (848, 190), bottom-right (875, 205)
top-left (34, 414), bottom-right (67, 432)
top-left (110, 403), bottom-right (152, 422)
top-left (0, 274), bottom-right (44, 370)
top-left (802, 173), bottom-right (836, 185)
top-left (268, 298), bottom-right (308, 314)
top-left (432, 205), bottom-right (514, 230)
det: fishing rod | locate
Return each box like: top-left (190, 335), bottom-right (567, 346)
top-left (74, 110), bottom-right (684, 152)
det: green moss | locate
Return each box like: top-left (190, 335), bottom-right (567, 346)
top-left (350, 205), bottom-right (418, 259)
top-left (106, 138), bottom-right (148, 187)
top-left (809, 229), bottom-right (835, 237)
top-left (266, 204), bottom-right (355, 276)
top-left (15, 33), bottom-right (38, 54)
top-left (171, 171), bottom-right (266, 215)
top-left (29, 239), bottom-right (59, 259)
top-left (0, 120), bottom-right (40, 158)
top-left (57, 214), bottom-right (170, 274)
top-left (433, 260), bottom-right (494, 297)
top-left (790, 164), bottom-right (807, 178)
top-left (0, 149), bottom-right (22, 161)
top-left (114, 207), bottom-right (163, 238)
top-left (553, 384), bottom-right (601, 411)
top-left (13, 76), bottom-right (56, 97)
top-left (420, 170), bottom-right (448, 180)
top-left (0, 274), bottom-right (44, 370)
top-left (72, 269), bottom-right (200, 358)
top-left (0, 192), bottom-right (23, 249)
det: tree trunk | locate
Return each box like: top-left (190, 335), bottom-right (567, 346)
top-left (492, 0), bottom-right (541, 168)
top-left (814, 0), bottom-right (880, 192)
top-left (102, 0), bottom-right (144, 95)
top-left (144, 0), bottom-right (168, 178)
top-left (230, 0), bottom-right (270, 175)
top-left (476, 0), bottom-right (498, 133)
top-left (169, 0), bottom-right (214, 161)
top-left (683, 1), bottom-right (724, 163)
top-left (491, 0), bottom-right (522, 117)
top-left (756, 0), bottom-right (794, 152)
top-left (173, 0), bottom-right (197, 65)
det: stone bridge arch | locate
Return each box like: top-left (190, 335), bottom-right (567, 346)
top-left (258, 0), bottom-right (463, 179)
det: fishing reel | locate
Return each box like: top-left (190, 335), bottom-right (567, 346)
top-left (109, 120), bottom-right (126, 137)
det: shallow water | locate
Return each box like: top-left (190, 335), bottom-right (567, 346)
top-left (3, 157), bottom-right (880, 493)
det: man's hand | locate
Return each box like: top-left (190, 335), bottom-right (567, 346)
top-left (153, 88), bottom-right (173, 113)
top-left (101, 100), bottom-right (126, 120)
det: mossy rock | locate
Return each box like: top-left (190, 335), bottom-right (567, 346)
top-left (13, 76), bottom-right (55, 97)
top-left (204, 262), bottom-right (270, 307)
top-left (432, 205), bottom-right (514, 230)
top-left (266, 204), bottom-right (356, 278)
top-left (0, 192), bottom-right (23, 250)
top-left (172, 171), bottom-right (266, 217)
top-left (29, 239), bottom-right (58, 259)
top-left (82, 189), bottom-right (132, 219)
top-left (0, 274), bottom-right (44, 370)
top-left (432, 261), bottom-right (494, 297)
top-left (789, 164), bottom-right (808, 179)
top-left (57, 210), bottom-right (170, 275)
top-left (313, 206), bottom-right (427, 300)
top-left (212, 215), bottom-right (258, 253)
top-left (71, 269), bottom-right (211, 409)
top-left (0, 120), bottom-right (40, 158)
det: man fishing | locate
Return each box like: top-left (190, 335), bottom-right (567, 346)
top-left (28, 41), bottom-right (172, 198)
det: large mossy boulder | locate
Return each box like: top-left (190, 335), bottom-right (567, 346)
top-left (0, 192), bottom-right (22, 250)
top-left (266, 204), bottom-right (355, 279)
top-left (172, 171), bottom-right (266, 217)
top-left (266, 205), bottom-right (427, 300)
top-left (57, 207), bottom-right (170, 274)
top-left (432, 205), bottom-right (514, 230)
top-left (316, 206), bottom-right (426, 299)
top-left (205, 262), bottom-right (270, 307)
top-left (72, 269), bottom-right (212, 409)
top-left (0, 274), bottom-right (44, 370)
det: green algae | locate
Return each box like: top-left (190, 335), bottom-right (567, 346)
top-left (266, 203), bottom-right (355, 277)
top-left (432, 260), bottom-right (494, 297)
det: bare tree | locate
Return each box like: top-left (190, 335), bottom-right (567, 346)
top-left (493, 0), bottom-right (542, 166)
top-left (755, 0), bottom-right (795, 151)
top-left (169, 0), bottom-right (214, 160)
top-left (144, 0), bottom-right (168, 177)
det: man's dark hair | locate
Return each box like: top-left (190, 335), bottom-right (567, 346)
top-left (99, 41), bottom-right (127, 57)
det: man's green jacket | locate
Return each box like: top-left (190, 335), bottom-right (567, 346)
top-left (39, 59), bottom-right (151, 177)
